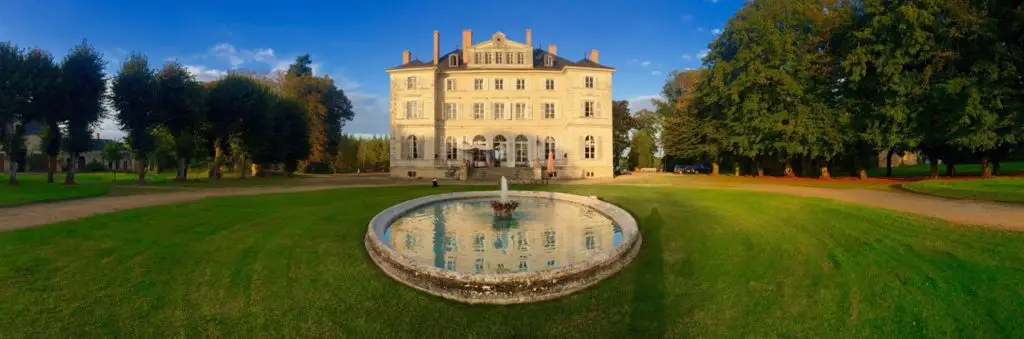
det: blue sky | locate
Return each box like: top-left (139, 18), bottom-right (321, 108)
top-left (0, 0), bottom-right (743, 138)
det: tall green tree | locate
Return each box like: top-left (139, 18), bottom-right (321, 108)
top-left (156, 62), bottom-right (206, 181)
top-left (22, 48), bottom-right (66, 183)
top-left (206, 74), bottom-right (272, 180)
top-left (0, 42), bottom-right (27, 184)
top-left (281, 55), bottom-right (355, 172)
top-left (611, 100), bottom-right (632, 169)
top-left (61, 41), bottom-right (107, 184)
top-left (111, 53), bottom-right (158, 184)
top-left (274, 98), bottom-right (310, 175)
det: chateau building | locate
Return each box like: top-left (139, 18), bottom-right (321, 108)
top-left (387, 29), bottom-right (615, 180)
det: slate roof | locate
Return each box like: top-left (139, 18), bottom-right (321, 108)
top-left (388, 48), bottom-right (614, 71)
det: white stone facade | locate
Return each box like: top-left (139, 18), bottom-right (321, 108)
top-left (386, 30), bottom-right (615, 180)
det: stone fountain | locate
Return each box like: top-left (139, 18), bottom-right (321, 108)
top-left (490, 176), bottom-right (519, 217)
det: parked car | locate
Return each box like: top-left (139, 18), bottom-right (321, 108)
top-left (675, 164), bottom-right (709, 174)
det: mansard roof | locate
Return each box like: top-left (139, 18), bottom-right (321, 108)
top-left (389, 48), bottom-right (614, 71)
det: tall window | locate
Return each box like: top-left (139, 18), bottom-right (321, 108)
top-left (473, 103), bottom-right (484, 120)
top-left (494, 78), bottom-right (504, 90)
top-left (473, 233), bottom-right (485, 252)
top-left (544, 137), bottom-right (556, 160)
top-left (444, 103), bottom-right (457, 120)
top-left (516, 78), bottom-right (525, 90)
top-left (495, 52), bottom-right (503, 64)
top-left (407, 135), bottom-right (418, 159)
top-left (515, 231), bottom-right (529, 251)
top-left (474, 258), bottom-right (484, 273)
top-left (507, 52), bottom-right (514, 64)
top-left (585, 76), bottom-right (595, 89)
top-left (405, 101), bottom-right (418, 119)
top-left (474, 78), bottom-right (484, 90)
top-left (446, 79), bottom-right (455, 91)
top-left (484, 53), bottom-right (492, 64)
top-left (518, 256), bottom-right (528, 272)
top-left (406, 76), bottom-right (416, 90)
top-left (545, 79), bottom-right (555, 90)
top-left (584, 231), bottom-right (596, 250)
top-left (584, 101), bottom-right (595, 118)
top-left (446, 136), bottom-right (458, 160)
top-left (475, 52), bottom-right (482, 64)
top-left (514, 135), bottom-right (529, 164)
top-left (543, 102), bottom-right (556, 119)
top-left (449, 54), bottom-right (458, 66)
top-left (514, 103), bottom-right (527, 120)
top-left (544, 55), bottom-right (553, 67)
top-left (472, 135), bottom-right (487, 162)
top-left (584, 135), bottom-right (596, 159)
top-left (446, 257), bottom-right (456, 271)
top-left (492, 102), bottom-right (505, 120)
top-left (493, 135), bottom-right (507, 162)
top-left (517, 52), bottom-right (524, 64)
top-left (543, 230), bottom-right (556, 249)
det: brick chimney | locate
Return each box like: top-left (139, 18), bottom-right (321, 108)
top-left (433, 31), bottom-right (440, 65)
top-left (589, 49), bottom-right (599, 63)
top-left (402, 50), bottom-right (410, 65)
top-left (525, 29), bottom-right (532, 47)
top-left (462, 29), bottom-right (473, 62)
top-left (548, 44), bottom-right (557, 56)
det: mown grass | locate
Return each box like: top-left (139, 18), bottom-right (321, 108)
top-left (903, 178), bottom-right (1024, 204)
top-left (0, 171), bottom-right (314, 207)
top-left (868, 161), bottom-right (1024, 177)
top-left (0, 185), bottom-right (1021, 337)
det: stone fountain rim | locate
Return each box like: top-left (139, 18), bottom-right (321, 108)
top-left (364, 190), bottom-right (642, 304)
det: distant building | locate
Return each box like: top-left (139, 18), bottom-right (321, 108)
top-left (1, 122), bottom-right (133, 172)
top-left (387, 29), bottom-right (615, 180)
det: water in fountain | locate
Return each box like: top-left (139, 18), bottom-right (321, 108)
top-left (500, 176), bottom-right (508, 203)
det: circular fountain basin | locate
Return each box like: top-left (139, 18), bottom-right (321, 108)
top-left (364, 191), bottom-right (641, 304)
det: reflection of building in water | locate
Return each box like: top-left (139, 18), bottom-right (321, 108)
top-left (388, 199), bottom-right (617, 274)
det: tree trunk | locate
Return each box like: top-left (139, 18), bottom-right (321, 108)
top-left (175, 157), bottom-right (188, 181)
top-left (945, 162), bottom-right (956, 177)
top-left (239, 158), bottom-right (249, 179)
top-left (211, 145), bottom-right (223, 182)
top-left (820, 166), bottom-right (831, 180)
top-left (64, 153), bottom-right (78, 184)
top-left (755, 159), bottom-right (765, 177)
top-left (783, 162), bottom-right (795, 177)
top-left (137, 159), bottom-right (147, 184)
top-left (734, 162), bottom-right (741, 176)
top-left (929, 162), bottom-right (939, 178)
top-left (993, 160), bottom-right (1001, 176)
top-left (8, 160), bottom-right (18, 185)
top-left (885, 149), bottom-right (894, 177)
top-left (47, 155), bottom-right (57, 183)
top-left (980, 156), bottom-right (991, 178)
top-left (801, 156), bottom-right (812, 178)
top-left (711, 161), bottom-right (720, 176)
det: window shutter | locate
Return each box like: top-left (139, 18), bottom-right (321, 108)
top-left (580, 101), bottom-right (585, 118)
top-left (596, 101), bottom-right (602, 118)
top-left (419, 135), bottom-right (426, 159)
top-left (506, 102), bottom-right (512, 120)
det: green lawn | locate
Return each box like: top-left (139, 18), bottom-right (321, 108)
top-left (0, 171), bottom-right (313, 207)
top-left (903, 178), bottom-right (1024, 204)
top-left (868, 161), bottom-right (1024, 177)
top-left (0, 185), bottom-right (1021, 337)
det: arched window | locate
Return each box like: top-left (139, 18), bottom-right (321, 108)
top-left (544, 55), bottom-right (553, 67)
top-left (406, 135), bottom-right (418, 159)
top-left (544, 137), bottom-right (557, 160)
top-left (584, 135), bottom-right (596, 159)
top-left (493, 135), bottom-right (507, 162)
top-left (514, 135), bottom-right (529, 165)
top-left (445, 136), bottom-right (458, 160)
top-left (449, 54), bottom-right (458, 67)
top-left (472, 135), bottom-right (487, 162)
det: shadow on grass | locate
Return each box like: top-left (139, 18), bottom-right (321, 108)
top-left (628, 207), bottom-right (666, 337)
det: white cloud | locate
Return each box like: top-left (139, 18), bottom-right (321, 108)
top-left (210, 43), bottom-right (244, 67)
top-left (651, 71), bottom-right (662, 76)
top-left (626, 95), bottom-right (660, 112)
top-left (640, 60), bottom-right (651, 67)
top-left (184, 65), bottom-right (228, 82)
top-left (712, 29), bottom-right (722, 35)
top-left (251, 48), bottom-right (275, 62)
top-left (681, 54), bottom-right (693, 61)
top-left (698, 49), bottom-right (710, 58)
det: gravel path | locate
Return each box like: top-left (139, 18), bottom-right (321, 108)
top-left (3, 177), bottom-right (1024, 232)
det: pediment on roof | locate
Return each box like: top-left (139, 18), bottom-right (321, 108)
top-left (473, 32), bottom-right (527, 49)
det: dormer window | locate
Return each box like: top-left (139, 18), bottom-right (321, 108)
top-left (517, 52), bottom-right (525, 64)
top-left (544, 55), bottom-right (553, 67)
top-left (495, 52), bottom-right (503, 64)
top-left (449, 54), bottom-right (458, 67)
top-left (485, 53), bottom-right (492, 64)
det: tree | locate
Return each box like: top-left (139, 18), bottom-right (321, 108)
top-left (0, 42), bottom-right (26, 184)
top-left (155, 62), bottom-right (206, 181)
top-left (286, 54), bottom-right (313, 78)
top-left (112, 53), bottom-right (158, 184)
top-left (275, 98), bottom-right (310, 175)
top-left (61, 41), bottom-right (107, 184)
top-left (22, 48), bottom-right (66, 183)
top-left (659, 69), bottom-right (731, 175)
top-left (100, 140), bottom-right (124, 172)
top-left (206, 74), bottom-right (272, 180)
top-left (281, 55), bottom-right (355, 172)
top-left (611, 100), bottom-right (632, 169)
